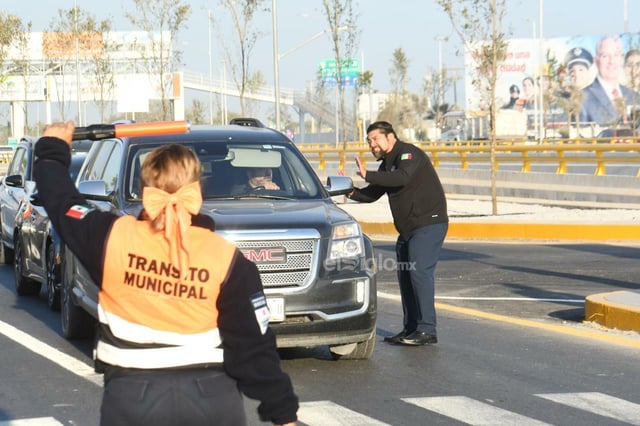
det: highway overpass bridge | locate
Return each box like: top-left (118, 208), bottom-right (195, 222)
top-left (4, 68), bottom-right (338, 141)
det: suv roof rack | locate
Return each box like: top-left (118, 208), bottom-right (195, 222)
top-left (229, 117), bottom-right (265, 128)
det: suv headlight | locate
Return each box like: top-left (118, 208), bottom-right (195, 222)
top-left (328, 222), bottom-right (364, 260)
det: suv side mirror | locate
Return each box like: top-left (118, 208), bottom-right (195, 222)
top-left (4, 174), bottom-right (24, 188)
top-left (325, 175), bottom-right (353, 196)
top-left (78, 180), bottom-right (112, 201)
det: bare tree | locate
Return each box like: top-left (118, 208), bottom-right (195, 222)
top-left (424, 68), bottom-right (454, 127)
top-left (359, 70), bottom-right (374, 129)
top-left (47, 7), bottom-right (109, 121)
top-left (320, 0), bottom-right (359, 147)
top-left (9, 19), bottom-right (32, 134)
top-left (87, 19), bottom-right (116, 123)
top-left (0, 13), bottom-right (24, 72)
top-left (437, 0), bottom-right (508, 215)
top-left (216, 0), bottom-right (266, 116)
top-left (125, 0), bottom-right (191, 120)
top-left (381, 48), bottom-right (413, 136)
top-left (186, 98), bottom-right (207, 124)
top-left (390, 47), bottom-right (409, 99)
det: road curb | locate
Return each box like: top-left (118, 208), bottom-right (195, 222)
top-left (359, 222), bottom-right (640, 242)
top-left (361, 221), bottom-right (640, 335)
top-left (585, 291), bottom-right (640, 332)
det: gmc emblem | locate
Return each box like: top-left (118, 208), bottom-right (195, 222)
top-left (241, 247), bottom-right (287, 264)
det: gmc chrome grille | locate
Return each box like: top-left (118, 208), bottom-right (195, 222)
top-left (230, 236), bottom-right (319, 290)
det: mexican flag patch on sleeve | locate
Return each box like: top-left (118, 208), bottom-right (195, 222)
top-left (400, 153), bottom-right (412, 160)
top-left (65, 204), bottom-right (94, 220)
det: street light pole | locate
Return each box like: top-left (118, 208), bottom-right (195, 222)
top-left (272, 0), bottom-right (281, 130)
top-left (435, 36), bottom-right (445, 110)
top-left (538, 0), bottom-right (544, 144)
top-left (208, 10), bottom-right (213, 125)
top-left (271, 3), bottom-right (348, 132)
top-left (74, 0), bottom-right (82, 126)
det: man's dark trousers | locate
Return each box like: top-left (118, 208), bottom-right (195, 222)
top-left (395, 222), bottom-right (448, 336)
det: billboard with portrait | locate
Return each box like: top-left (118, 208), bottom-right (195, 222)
top-left (464, 33), bottom-right (640, 132)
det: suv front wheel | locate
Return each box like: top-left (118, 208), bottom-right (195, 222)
top-left (329, 332), bottom-right (376, 360)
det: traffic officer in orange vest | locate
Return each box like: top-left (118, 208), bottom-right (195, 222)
top-left (34, 121), bottom-right (298, 426)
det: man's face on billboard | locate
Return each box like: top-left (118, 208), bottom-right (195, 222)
top-left (624, 53), bottom-right (640, 87)
top-left (595, 38), bottom-right (624, 83)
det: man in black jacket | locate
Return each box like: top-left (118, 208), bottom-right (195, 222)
top-left (347, 121), bottom-right (448, 346)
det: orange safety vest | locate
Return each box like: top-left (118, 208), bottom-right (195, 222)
top-left (95, 216), bottom-right (236, 369)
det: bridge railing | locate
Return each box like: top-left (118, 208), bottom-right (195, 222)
top-left (182, 70), bottom-right (298, 104)
top-left (297, 138), bottom-right (640, 177)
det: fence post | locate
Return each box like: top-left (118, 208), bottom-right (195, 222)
top-left (556, 150), bottom-right (567, 174)
top-left (431, 151), bottom-right (439, 168)
top-left (594, 151), bottom-right (606, 176)
top-left (521, 150), bottom-right (531, 172)
top-left (318, 152), bottom-right (325, 170)
top-left (459, 151), bottom-right (468, 169)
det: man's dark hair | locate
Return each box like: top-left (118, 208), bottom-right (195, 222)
top-left (367, 121), bottom-right (397, 138)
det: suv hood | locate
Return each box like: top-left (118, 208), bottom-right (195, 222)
top-left (203, 199), bottom-right (355, 235)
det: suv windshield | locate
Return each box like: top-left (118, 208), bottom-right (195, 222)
top-left (125, 141), bottom-right (324, 201)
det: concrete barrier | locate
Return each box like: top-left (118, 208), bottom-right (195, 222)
top-left (318, 167), bottom-right (640, 209)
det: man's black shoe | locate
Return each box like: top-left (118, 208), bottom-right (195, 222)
top-left (398, 331), bottom-right (437, 346)
top-left (383, 329), bottom-right (412, 344)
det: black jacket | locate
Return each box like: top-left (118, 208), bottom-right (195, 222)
top-left (33, 137), bottom-right (298, 424)
top-left (350, 140), bottom-right (448, 238)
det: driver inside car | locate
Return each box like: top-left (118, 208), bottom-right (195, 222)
top-left (246, 167), bottom-right (280, 190)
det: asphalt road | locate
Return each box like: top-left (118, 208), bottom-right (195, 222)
top-left (1, 241), bottom-right (639, 425)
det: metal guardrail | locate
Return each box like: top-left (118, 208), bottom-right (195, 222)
top-left (298, 139), bottom-right (640, 177)
top-left (0, 151), bottom-right (13, 165)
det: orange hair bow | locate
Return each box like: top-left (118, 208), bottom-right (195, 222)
top-left (142, 181), bottom-right (203, 279)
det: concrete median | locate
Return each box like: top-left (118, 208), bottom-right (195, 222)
top-left (585, 291), bottom-right (640, 332)
top-left (359, 221), bottom-right (640, 242)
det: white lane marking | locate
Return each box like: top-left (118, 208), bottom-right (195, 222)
top-left (298, 401), bottom-right (390, 426)
top-left (0, 319), bottom-right (102, 386)
top-left (402, 396), bottom-right (552, 426)
top-left (537, 392), bottom-right (640, 425)
top-left (0, 417), bottom-right (63, 425)
top-left (436, 296), bottom-right (584, 303)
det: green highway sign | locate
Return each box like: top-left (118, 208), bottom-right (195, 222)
top-left (318, 58), bottom-right (360, 77)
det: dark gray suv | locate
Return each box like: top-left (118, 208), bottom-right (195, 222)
top-left (61, 120), bottom-right (377, 359)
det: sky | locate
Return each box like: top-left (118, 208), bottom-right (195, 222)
top-left (3, 0), bottom-right (640, 121)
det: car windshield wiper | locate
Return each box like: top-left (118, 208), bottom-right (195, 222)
top-left (230, 193), bottom-right (294, 200)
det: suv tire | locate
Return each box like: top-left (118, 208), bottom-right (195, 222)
top-left (46, 243), bottom-right (61, 311)
top-left (60, 256), bottom-right (96, 339)
top-left (0, 218), bottom-right (14, 264)
top-left (14, 235), bottom-right (42, 296)
top-left (329, 332), bottom-right (376, 360)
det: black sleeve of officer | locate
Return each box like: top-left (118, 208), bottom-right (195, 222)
top-left (217, 252), bottom-right (298, 424)
top-left (34, 137), bottom-right (117, 286)
top-left (349, 183), bottom-right (386, 203)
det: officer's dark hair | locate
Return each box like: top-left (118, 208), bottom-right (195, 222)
top-left (366, 121), bottom-right (397, 139)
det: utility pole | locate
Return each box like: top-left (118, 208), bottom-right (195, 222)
top-left (272, 0), bottom-right (281, 130)
top-left (74, 0), bottom-right (83, 126)
top-left (208, 10), bottom-right (213, 125)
